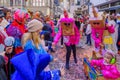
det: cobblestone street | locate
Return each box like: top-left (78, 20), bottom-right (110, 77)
top-left (49, 45), bottom-right (94, 80)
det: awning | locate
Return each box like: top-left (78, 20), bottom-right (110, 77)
top-left (99, 5), bottom-right (120, 11)
top-left (109, 5), bottom-right (120, 10)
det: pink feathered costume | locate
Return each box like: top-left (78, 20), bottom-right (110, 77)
top-left (92, 28), bottom-right (104, 48)
top-left (91, 59), bottom-right (120, 79)
top-left (54, 18), bottom-right (80, 46)
top-left (91, 24), bottom-right (114, 48)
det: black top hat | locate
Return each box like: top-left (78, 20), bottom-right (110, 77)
top-left (0, 10), bottom-right (4, 18)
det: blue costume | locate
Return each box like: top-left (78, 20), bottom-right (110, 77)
top-left (11, 49), bottom-right (61, 80)
top-left (24, 40), bottom-right (53, 60)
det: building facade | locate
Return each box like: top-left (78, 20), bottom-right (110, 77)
top-left (0, 0), bottom-right (54, 16)
top-left (95, 0), bottom-right (120, 14)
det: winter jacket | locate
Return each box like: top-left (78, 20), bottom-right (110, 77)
top-left (54, 18), bottom-right (80, 46)
top-left (91, 59), bottom-right (120, 79)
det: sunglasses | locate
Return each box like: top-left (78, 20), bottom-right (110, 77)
top-left (64, 23), bottom-right (70, 26)
top-left (93, 22), bottom-right (100, 25)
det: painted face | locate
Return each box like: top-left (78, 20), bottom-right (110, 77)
top-left (104, 53), bottom-right (112, 64)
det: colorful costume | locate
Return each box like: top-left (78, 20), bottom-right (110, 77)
top-left (54, 12), bottom-right (80, 69)
top-left (6, 9), bottom-right (28, 54)
top-left (91, 59), bottom-right (120, 79)
top-left (89, 6), bottom-right (105, 48)
top-left (54, 18), bottom-right (80, 46)
top-left (11, 49), bottom-right (61, 80)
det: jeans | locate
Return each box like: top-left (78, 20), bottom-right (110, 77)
top-left (86, 34), bottom-right (91, 45)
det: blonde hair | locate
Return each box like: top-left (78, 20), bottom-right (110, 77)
top-left (22, 32), bottom-right (41, 49)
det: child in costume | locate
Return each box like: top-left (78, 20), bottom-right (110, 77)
top-left (53, 10), bottom-right (80, 69)
top-left (6, 9), bottom-right (28, 54)
top-left (90, 50), bottom-right (120, 79)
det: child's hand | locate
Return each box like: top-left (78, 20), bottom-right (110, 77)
top-left (60, 66), bottom-right (65, 76)
top-left (5, 46), bottom-right (13, 54)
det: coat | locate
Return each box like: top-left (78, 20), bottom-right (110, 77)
top-left (91, 59), bottom-right (120, 79)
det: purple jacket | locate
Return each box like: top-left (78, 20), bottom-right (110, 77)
top-left (54, 18), bottom-right (80, 46)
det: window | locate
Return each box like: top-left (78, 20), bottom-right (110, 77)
top-left (33, 0), bottom-right (45, 6)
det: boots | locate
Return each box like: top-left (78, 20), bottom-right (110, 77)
top-left (66, 55), bottom-right (70, 70)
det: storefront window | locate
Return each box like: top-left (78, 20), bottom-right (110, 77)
top-left (111, 1), bottom-right (120, 7)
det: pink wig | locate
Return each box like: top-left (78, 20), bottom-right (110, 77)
top-left (14, 9), bottom-right (29, 22)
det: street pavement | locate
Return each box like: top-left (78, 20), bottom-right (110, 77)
top-left (49, 44), bottom-right (94, 80)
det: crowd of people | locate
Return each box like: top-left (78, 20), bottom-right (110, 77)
top-left (0, 6), bottom-right (120, 80)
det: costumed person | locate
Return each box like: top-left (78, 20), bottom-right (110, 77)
top-left (6, 9), bottom-right (28, 54)
top-left (89, 6), bottom-right (105, 48)
top-left (90, 50), bottom-right (120, 80)
top-left (104, 15), bottom-right (117, 53)
top-left (11, 49), bottom-right (63, 80)
top-left (53, 10), bottom-right (80, 69)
